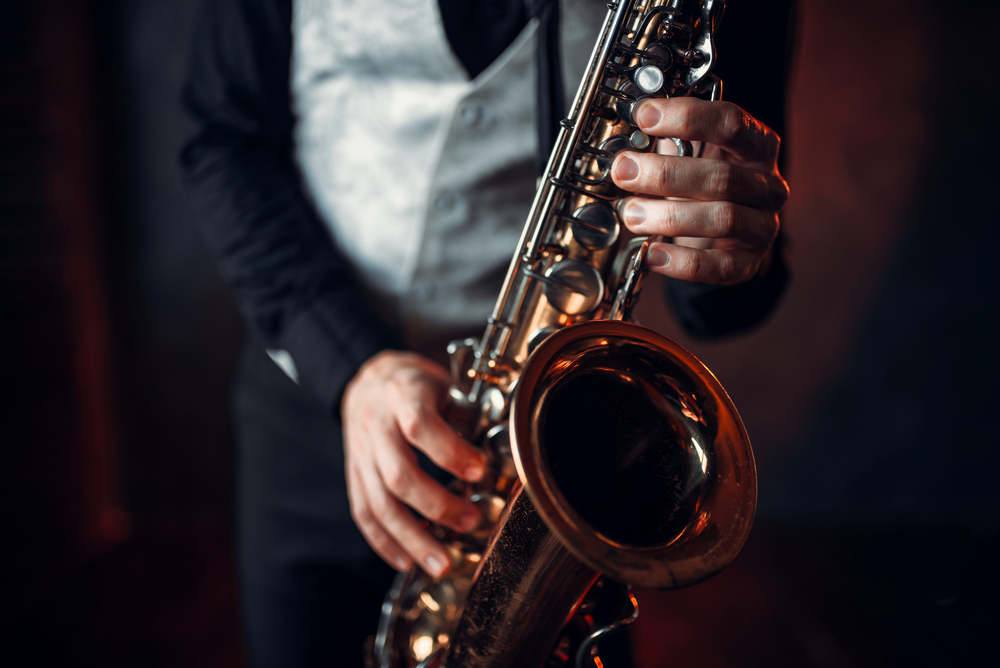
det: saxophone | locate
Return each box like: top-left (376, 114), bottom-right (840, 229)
top-left (369, 2), bottom-right (755, 666)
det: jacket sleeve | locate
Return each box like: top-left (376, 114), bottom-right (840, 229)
top-left (665, 233), bottom-right (790, 339)
top-left (664, 0), bottom-right (796, 339)
top-left (179, 0), bottom-right (402, 414)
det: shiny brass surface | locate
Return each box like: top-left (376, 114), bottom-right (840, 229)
top-left (512, 320), bottom-right (755, 590)
top-left (443, 486), bottom-right (601, 668)
top-left (369, 2), bottom-right (753, 667)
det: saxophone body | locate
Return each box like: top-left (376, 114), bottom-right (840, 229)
top-left (370, 2), bottom-right (756, 666)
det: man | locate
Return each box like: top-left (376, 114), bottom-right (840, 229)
top-left (181, 0), bottom-right (792, 665)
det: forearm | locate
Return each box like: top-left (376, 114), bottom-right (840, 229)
top-left (180, 0), bottom-right (402, 413)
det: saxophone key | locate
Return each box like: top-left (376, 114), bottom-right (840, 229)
top-left (480, 386), bottom-right (506, 424)
top-left (540, 259), bottom-right (605, 315)
top-left (595, 135), bottom-right (632, 176)
top-left (634, 64), bottom-right (665, 93)
top-left (569, 202), bottom-right (620, 250)
top-left (469, 492), bottom-right (507, 527)
top-left (640, 42), bottom-right (673, 68)
top-left (630, 130), bottom-right (651, 149)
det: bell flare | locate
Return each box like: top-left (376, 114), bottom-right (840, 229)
top-left (510, 320), bottom-right (756, 590)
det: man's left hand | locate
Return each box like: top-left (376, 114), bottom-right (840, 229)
top-left (611, 96), bottom-right (789, 285)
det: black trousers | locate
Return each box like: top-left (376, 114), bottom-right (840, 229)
top-left (233, 343), bottom-right (395, 667)
top-left (232, 342), bottom-right (633, 667)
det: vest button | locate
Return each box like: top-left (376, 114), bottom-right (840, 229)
top-left (413, 283), bottom-right (438, 301)
top-left (460, 103), bottom-right (483, 127)
top-left (434, 192), bottom-right (457, 210)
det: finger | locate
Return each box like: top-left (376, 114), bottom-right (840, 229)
top-left (612, 151), bottom-right (788, 211)
top-left (404, 353), bottom-right (453, 386)
top-left (346, 460), bottom-right (414, 572)
top-left (619, 197), bottom-right (778, 252)
top-left (632, 97), bottom-right (780, 169)
top-left (393, 378), bottom-right (487, 483)
top-left (371, 430), bottom-right (482, 534)
top-left (355, 450), bottom-right (454, 578)
top-left (643, 240), bottom-right (764, 285)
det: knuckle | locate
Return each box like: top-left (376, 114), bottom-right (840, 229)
top-left (421, 498), bottom-right (449, 523)
top-left (661, 201), bottom-right (681, 235)
top-left (766, 213), bottom-right (781, 244)
top-left (683, 251), bottom-right (703, 282)
top-left (654, 158), bottom-right (675, 194)
top-left (433, 442), bottom-right (463, 473)
top-left (381, 463), bottom-right (413, 498)
top-left (708, 162), bottom-right (739, 199)
top-left (350, 502), bottom-right (374, 529)
top-left (362, 527), bottom-right (400, 563)
top-left (720, 104), bottom-right (748, 141)
top-left (771, 176), bottom-right (790, 211)
top-left (396, 410), bottom-right (417, 440)
top-left (369, 532), bottom-right (394, 556)
top-left (712, 201), bottom-right (740, 237)
top-left (392, 368), bottom-right (419, 389)
top-left (716, 253), bottom-right (740, 284)
top-left (767, 131), bottom-right (782, 161)
top-left (396, 402), bottom-right (429, 442)
top-left (367, 492), bottom-right (390, 518)
top-left (386, 376), bottom-right (408, 403)
top-left (675, 101), bottom-right (698, 138)
top-left (358, 404), bottom-right (378, 431)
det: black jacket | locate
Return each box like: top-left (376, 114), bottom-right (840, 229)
top-left (180, 0), bottom-right (794, 418)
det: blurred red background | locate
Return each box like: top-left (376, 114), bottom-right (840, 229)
top-left (2, 0), bottom-right (997, 666)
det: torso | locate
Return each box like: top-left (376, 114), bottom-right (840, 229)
top-left (291, 0), bottom-right (607, 353)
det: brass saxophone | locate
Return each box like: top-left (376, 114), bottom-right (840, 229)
top-left (369, 2), bottom-right (755, 666)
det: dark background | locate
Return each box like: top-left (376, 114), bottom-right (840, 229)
top-left (2, 0), bottom-right (998, 666)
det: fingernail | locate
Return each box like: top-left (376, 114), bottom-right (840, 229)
top-left (615, 156), bottom-right (638, 181)
top-left (426, 555), bottom-right (446, 577)
top-left (460, 511), bottom-right (481, 532)
top-left (623, 201), bottom-right (646, 227)
top-left (635, 102), bottom-right (661, 130)
top-left (395, 556), bottom-right (411, 571)
top-left (647, 247), bottom-right (670, 268)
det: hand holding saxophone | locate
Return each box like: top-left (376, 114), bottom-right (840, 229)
top-left (341, 350), bottom-right (485, 578)
top-left (613, 96), bottom-right (788, 284)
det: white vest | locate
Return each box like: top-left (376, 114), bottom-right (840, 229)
top-left (292, 0), bottom-right (606, 354)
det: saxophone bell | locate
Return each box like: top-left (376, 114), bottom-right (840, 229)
top-left (512, 319), bottom-right (755, 590)
top-left (439, 320), bottom-right (754, 668)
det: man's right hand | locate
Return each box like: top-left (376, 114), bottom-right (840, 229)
top-left (341, 350), bottom-right (486, 578)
